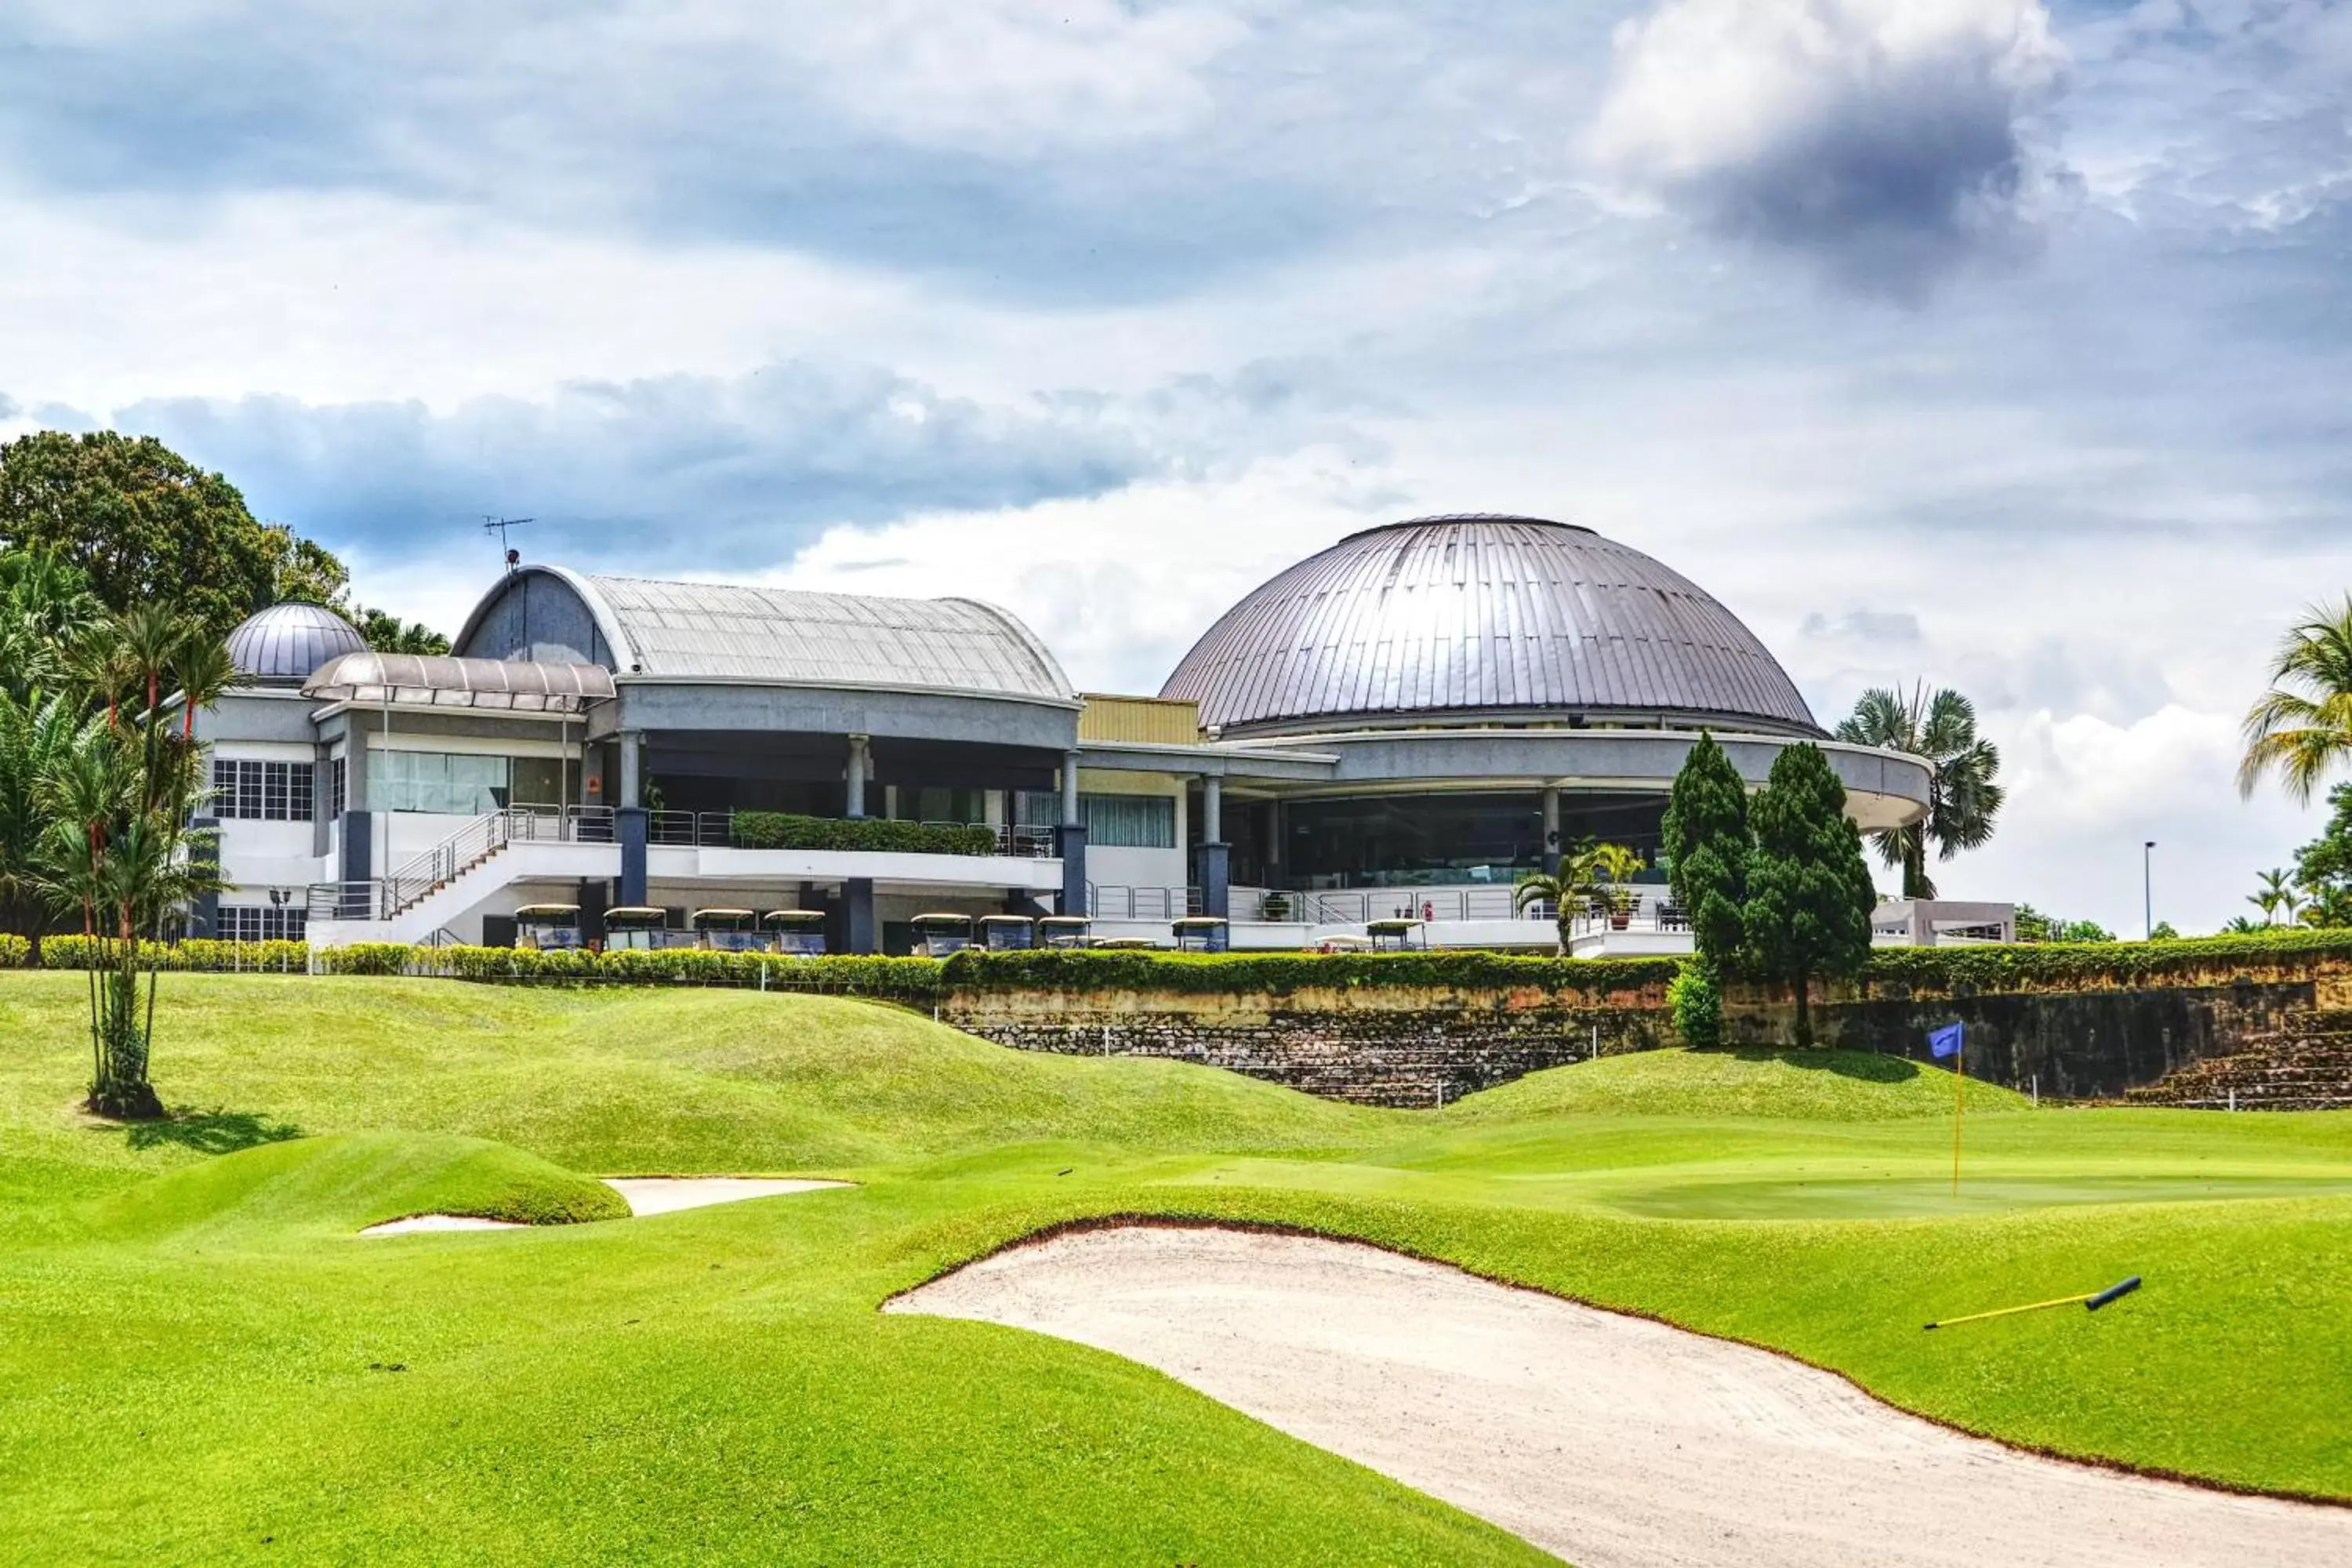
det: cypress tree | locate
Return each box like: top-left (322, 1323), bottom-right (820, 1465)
top-left (1661, 731), bottom-right (1749, 970)
top-left (1742, 742), bottom-right (1876, 1046)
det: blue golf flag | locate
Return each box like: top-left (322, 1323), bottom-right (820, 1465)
top-left (1929, 1022), bottom-right (1964, 1060)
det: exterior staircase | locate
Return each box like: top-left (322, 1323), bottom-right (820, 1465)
top-left (2124, 1009), bottom-right (2352, 1111)
top-left (383, 811), bottom-right (516, 918)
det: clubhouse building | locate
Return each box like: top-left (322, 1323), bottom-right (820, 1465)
top-left (195, 515), bottom-right (1948, 953)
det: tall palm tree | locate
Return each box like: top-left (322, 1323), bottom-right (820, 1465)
top-left (2251, 867), bottom-right (2301, 927)
top-left (1835, 684), bottom-right (2005, 899)
top-left (2239, 597), bottom-right (2352, 805)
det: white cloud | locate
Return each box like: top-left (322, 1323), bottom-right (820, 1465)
top-left (1586, 0), bottom-right (2071, 294)
top-left (769, 448), bottom-right (1399, 695)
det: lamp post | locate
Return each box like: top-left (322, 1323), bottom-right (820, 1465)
top-left (2143, 840), bottom-right (2156, 940)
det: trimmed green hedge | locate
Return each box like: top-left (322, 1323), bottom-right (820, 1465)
top-left (0, 933), bottom-right (27, 969)
top-left (730, 811), bottom-right (997, 856)
top-left (393, 945), bottom-right (946, 997)
top-left (938, 948), bottom-right (1686, 997)
top-left (36, 936), bottom-right (310, 972)
top-left (1859, 926), bottom-right (2352, 993)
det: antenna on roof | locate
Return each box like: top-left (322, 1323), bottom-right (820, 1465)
top-left (484, 516), bottom-right (533, 571)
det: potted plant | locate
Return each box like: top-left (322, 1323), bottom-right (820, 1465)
top-left (1259, 891), bottom-right (1292, 922)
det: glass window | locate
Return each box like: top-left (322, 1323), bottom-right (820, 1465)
top-left (330, 757), bottom-right (347, 818)
top-left (237, 760), bottom-right (264, 820)
top-left (368, 750), bottom-right (511, 814)
top-left (508, 757), bottom-right (582, 808)
top-left (1080, 793), bottom-right (1176, 848)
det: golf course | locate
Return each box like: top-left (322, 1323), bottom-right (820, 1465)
top-left (5, 972), bottom-right (2350, 1565)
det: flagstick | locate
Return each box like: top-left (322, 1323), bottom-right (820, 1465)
top-left (1951, 1035), bottom-right (1965, 1198)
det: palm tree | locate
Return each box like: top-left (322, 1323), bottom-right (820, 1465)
top-left (0, 692), bottom-right (84, 959)
top-left (1835, 684), bottom-right (2005, 899)
top-left (2239, 597), bottom-right (2352, 805)
top-left (2250, 868), bottom-right (2300, 927)
top-left (1514, 869), bottom-right (1578, 953)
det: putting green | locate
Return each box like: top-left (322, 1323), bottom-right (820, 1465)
top-left (1606, 1171), bottom-right (2352, 1219)
top-left (1, 975), bottom-right (2347, 1563)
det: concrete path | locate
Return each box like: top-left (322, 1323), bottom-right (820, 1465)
top-left (887, 1225), bottom-right (2352, 1568)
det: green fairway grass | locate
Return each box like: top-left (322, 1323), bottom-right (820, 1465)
top-left (2, 972), bottom-right (2348, 1564)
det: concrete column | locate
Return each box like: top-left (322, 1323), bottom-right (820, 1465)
top-left (342, 811), bottom-right (373, 883)
top-left (1056, 823), bottom-right (1088, 916)
top-left (846, 734), bottom-right (869, 818)
top-left (618, 807), bottom-right (648, 906)
top-left (619, 730), bottom-right (644, 810)
top-left (1194, 841), bottom-right (1230, 921)
top-left (845, 877), bottom-right (877, 953)
top-left (1541, 786), bottom-right (1563, 874)
top-left (189, 817), bottom-right (221, 938)
top-left (1196, 776), bottom-right (1229, 920)
top-left (1061, 752), bottom-right (1082, 825)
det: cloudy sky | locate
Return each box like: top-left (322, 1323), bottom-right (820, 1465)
top-left (3, 0), bottom-right (2347, 931)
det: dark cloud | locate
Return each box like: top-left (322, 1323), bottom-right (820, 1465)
top-left (94, 356), bottom-right (1366, 570)
top-left (1588, 0), bottom-right (2073, 300)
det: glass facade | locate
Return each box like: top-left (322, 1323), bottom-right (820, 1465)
top-left (1014, 790), bottom-right (1177, 848)
top-left (367, 751), bottom-right (580, 814)
top-left (1235, 789), bottom-right (1669, 890)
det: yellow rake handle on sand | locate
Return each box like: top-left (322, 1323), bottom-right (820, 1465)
top-left (1924, 1276), bottom-right (2141, 1330)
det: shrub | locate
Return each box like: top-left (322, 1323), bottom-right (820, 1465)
top-left (940, 948), bottom-right (1683, 997)
top-left (1860, 925), bottom-right (2352, 993)
top-left (0, 933), bottom-right (28, 969)
top-left (37, 936), bottom-right (309, 972)
top-left (1668, 960), bottom-right (1722, 1048)
top-left (319, 943), bottom-right (416, 977)
top-left (729, 811), bottom-right (996, 857)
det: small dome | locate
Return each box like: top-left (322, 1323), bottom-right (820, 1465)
top-left (1160, 514), bottom-right (1820, 737)
top-left (227, 601), bottom-right (367, 684)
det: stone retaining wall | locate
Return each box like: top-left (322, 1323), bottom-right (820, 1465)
top-left (946, 983), bottom-right (1675, 1107)
top-left (946, 956), bottom-right (2352, 1109)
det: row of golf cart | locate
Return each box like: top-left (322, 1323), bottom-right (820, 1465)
top-left (514, 906), bottom-right (1436, 956)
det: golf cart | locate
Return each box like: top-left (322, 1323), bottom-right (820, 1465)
top-left (514, 903), bottom-right (583, 951)
top-left (691, 908), bottom-right (761, 952)
top-left (601, 906), bottom-right (672, 951)
top-left (761, 909), bottom-right (827, 956)
top-left (910, 912), bottom-right (975, 956)
top-left (978, 914), bottom-right (1037, 952)
top-left (1038, 915), bottom-right (1093, 949)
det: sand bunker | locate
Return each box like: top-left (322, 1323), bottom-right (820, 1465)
top-left (601, 1176), bottom-right (846, 1215)
top-left (358, 1214), bottom-right (524, 1236)
top-left (888, 1225), bottom-right (2351, 1568)
top-left (360, 1176), bottom-right (846, 1236)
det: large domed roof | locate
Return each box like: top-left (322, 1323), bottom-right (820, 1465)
top-left (226, 601), bottom-right (367, 685)
top-left (1160, 514), bottom-right (1819, 737)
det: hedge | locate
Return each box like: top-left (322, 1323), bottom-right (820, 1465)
top-left (1858, 926), bottom-right (2352, 993)
top-left (35, 937), bottom-right (310, 972)
top-left (333, 944), bottom-right (949, 998)
top-left (730, 811), bottom-right (997, 857)
top-left (938, 948), bottom-right (1686, 997)
top-left (0, 933), bottom-right (27, 969)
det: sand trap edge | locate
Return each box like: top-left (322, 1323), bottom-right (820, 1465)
top-left (878, 1212), bottom-right (2352, 1513)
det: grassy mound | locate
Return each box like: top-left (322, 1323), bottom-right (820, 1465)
top-left (91, 1132), bottom-right (630, 1243)
top-left (1451, 1045), bottom-right (2031, 1123)
top-left (0, 974), bottom-right (1384, 1185)
top-left (0, 971), bottom-right (2347, 1562)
